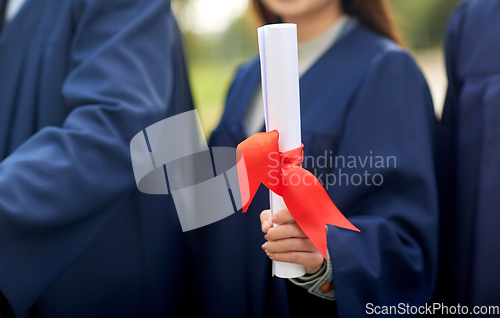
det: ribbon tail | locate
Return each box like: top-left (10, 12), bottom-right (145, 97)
top-left (237, 130), bottom-right (282, 212)
top-left (282, 166), bottom-right (359, 259)
top-left (236, 153), bottom-right (253, 212)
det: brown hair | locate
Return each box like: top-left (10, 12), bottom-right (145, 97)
top-left (252, 0), bottom-right (403, 46)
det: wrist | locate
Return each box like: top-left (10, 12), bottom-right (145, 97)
top-left (305, 257), bottom-right (326, 275)
top-left (304, 258), bottom-right (326, 276)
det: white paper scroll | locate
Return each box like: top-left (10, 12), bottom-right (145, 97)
top-left (258, 24), bottom-right (306, 278)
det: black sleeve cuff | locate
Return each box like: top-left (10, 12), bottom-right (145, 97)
top-left (285, 280), bottom-right (338, 317)
top-left (0, 290), bottom-right (15, 318)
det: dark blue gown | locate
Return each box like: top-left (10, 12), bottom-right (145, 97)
top-left (436, 0), bottom-right (500, 312)
top-left (192, 23), bottom-right (439, 317)
top-left (0, 0), bottom-right (193, 317)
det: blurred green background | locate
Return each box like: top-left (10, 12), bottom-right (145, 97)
top-left (172, 0), bottom-right (460, 137)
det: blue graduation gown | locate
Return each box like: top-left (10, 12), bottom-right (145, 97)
top-left (436, 0), bottom-right (500, 310)
top-left (192, 23), bottom-right (439, 317)
top-left (0, 0), bottom-right (193, 317)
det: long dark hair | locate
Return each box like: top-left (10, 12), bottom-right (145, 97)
top-left (252, 0), bottom-right (403, 46)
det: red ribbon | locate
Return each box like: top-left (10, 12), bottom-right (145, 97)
top-left (237, 130), bottom-right (359, 259)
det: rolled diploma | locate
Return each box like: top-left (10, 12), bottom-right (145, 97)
top-left (258, 24), bottom-right (306, 278)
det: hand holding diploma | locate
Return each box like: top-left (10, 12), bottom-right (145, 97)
top-left (236, 23), bottom-right (359, 279)
top-left (260, 208), bottom-right (327, 274)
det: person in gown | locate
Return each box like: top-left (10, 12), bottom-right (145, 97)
top-left (0, 0), bottom-right (193, 317)
top-left (191, 0), bottom-right (439, 317)
top-left (436, 0), bottom-right (500, 314)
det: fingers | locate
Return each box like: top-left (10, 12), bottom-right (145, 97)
top-left (261, 208), bottom-right (297, 232)
top-left (272, 208), bottom-right (295, 225)
top-left (262, 238), bottom-right (316, 253)
top-left (261, 208), bottom-right (297, 233)
top-left (263, 213), bottom-right (327, 239)
top-left (264, 223), bottom-right (306, 241)
top-left (265, 251), bottom-right (325, 274)
top-left (260, 210), bottom-right (329, 275)
top-left (260, 209), bottom-right (272, 233)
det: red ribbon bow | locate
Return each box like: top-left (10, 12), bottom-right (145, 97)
top-left (236, 130), bottom-right (359, 259)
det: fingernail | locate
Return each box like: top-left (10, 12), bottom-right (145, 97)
top-left (262, 220), bottom-right (268, 230)
top-left (272, 216), bottom-right (278, 223)
top-left (267, 253), bottom-right (273, 260)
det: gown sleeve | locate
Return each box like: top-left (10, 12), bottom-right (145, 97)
top-left (0, 0), bottom-right (175, 315)
top-left (433, 0), bottom-right (468, 304)
top-left (325, 49), bottom-right (439, 317)
top-left (0, 291), bottom-right (14, 318)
